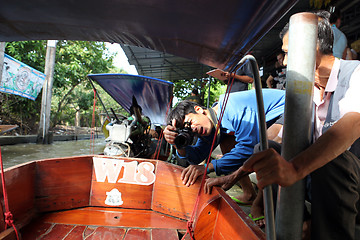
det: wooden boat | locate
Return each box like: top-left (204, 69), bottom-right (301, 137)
top-left (0, 155), bottom-right (265, 239)
top-left (0, 126), bottom-right (18, 135)
top-left (0, 0), bottom-right (301, 239)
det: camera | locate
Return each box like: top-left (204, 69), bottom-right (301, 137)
top-left (174, 122), bottom-right (196, 149)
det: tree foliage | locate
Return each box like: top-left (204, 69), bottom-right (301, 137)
top-left (1, 40), bottom-right (229, 135)
top-left (172, 78), bottom-right (226, 107)
top-left (0, 40), bottom-right (114, 134)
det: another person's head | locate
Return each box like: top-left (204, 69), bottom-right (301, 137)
top-left (279, 10), bottom-right (333, 66)
top-left (191, 88), bottom-right (199, 96)
top-left (329, 9), bottom-right (341, 27)
top-left (167, 100), bottom-right (213, 136)
top-left (276, 52), bottom-right (285, 67)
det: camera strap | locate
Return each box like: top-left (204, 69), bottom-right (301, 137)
top-left (208, 107), bottom-right (220, 144)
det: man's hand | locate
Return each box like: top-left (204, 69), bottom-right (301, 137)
top-left (163, 119), bottom-right (178, 145)
top-left (242, 148), bottom-right (298, 189)
top-left (181, 165), bottom-right (206, 187)
top-left (204, 173), bottom-right (238, 194)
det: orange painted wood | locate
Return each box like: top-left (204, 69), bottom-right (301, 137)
top-left (85, 226), bottom-right (127, 239)
top-left (90, 157), bottom-right (156, 210)
top-left (35, 156), bottom-right (93, 212)
top-left (151, 229), bottom-right (179, 240)
top-left (193, 187), bottom-right (265, 240)
top-left (212, 194), bottom-right (265, 240)
top-left (40, 224), bottom-right (74, 239)
top-left (123, 228), bottom-right (151, 240)
top-left (193, 197), bottom-right (221, 239)
top-left (152, 161), bottom-right (200, 220)
top-left (4, 163), bottom-right (36, 222)
top-left (63, 225), bottom-right (86, 240)
top-left (84, 226), bottom-right (97, 238)
top-left (41, 207), bottom-right (186, 229)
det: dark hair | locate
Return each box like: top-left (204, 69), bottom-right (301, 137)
top-left (329, 9), bottom-right (341, 24)
top-left (167, 100), bottom-right (205, 128)
top-left (192, 88), bottom-right (199, 95)
top-left (279, 10), bottom-right (333, 55)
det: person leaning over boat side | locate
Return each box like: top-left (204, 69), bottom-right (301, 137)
top-left (163, 89), bottom-right (285, 204)
top-left (205, 10), bottom-right (360, 240)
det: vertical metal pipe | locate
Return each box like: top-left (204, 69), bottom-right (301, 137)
top-left (276, 13), bottom-right (317, 240)
top-left (238, 55), bottom-right (276, 240)
top-left (206, 76), bottom-right (212, 108)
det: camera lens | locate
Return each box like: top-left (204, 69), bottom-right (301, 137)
top-left (174, 132), bottom-right (193, 149)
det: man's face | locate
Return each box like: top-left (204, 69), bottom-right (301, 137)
top-left (183, 106), bottom-right (213, 136)
top-left (281, 30), bottom-right (321, 71)
top-left (281, 32), bottom-right (289, 66)
top-left (277, 53), bottom-right (285, 66)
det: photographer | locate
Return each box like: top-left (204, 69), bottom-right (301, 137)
top-left (163, 89), bottom-right (285, 204)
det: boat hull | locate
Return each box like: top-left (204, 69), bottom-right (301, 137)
top-left (0, 155), bottom-right (265, 239)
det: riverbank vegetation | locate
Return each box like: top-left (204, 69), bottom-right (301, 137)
top-left (0, 41), bottom-right (225, 135)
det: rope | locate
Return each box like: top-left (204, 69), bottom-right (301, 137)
top-left (153, 96), bottom-right (173, 160)
top-left (182, 74), bottom-right (235, 239)
top-left (90, 88), bottom-right (97, 154)
top-left (0, 147), bottom-right (20, 239)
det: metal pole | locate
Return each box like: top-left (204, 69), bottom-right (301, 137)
top-left (276, 13), bottom-right (317, 240)
top-left (238, 55), bottom-right (276, 240)
top-left (206, 76), bottom-right (212, 108)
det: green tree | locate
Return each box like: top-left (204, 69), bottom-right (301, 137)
top-left (172, 77), bottom-right (226, 107)
top-left (1, 40), bottom-right (114, 134)
top-left (51, 41), bottom-right (114, 127)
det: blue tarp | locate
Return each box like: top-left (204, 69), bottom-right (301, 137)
top-left (88, 74), bottom-right (173, 125)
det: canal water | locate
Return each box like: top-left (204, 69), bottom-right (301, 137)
top-left (0, 137), bottom-right (107, 169)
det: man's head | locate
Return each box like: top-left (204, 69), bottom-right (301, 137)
top-left (280, 10), bottom-right (333, 66)
top-left (191, 88), bottom-right (199, 96)
top-left (276, 52), bottom-right (285, 66)
top-left (167, 100), bottom-right (213, 136)
top-left (329, 9), bottom-right (341, 27)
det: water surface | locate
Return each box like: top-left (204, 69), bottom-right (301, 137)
top-left (0, 138), bottom-right (106, 169)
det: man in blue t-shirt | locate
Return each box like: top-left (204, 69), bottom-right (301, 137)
top-left (164, 89), bottom-right (285, 204)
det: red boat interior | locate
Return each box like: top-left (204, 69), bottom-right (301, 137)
top-left (0, 155), bottom-right (265, 239)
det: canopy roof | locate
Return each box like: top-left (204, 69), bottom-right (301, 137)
top-left (1, 0), bottom-right (298, 71)
top-left (88, 74), bottom-right (173, 125)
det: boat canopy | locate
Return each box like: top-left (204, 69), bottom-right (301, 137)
top-left (88, 74), bottom-right (173, 125)
top-left (0, 0), bottom-right (297, 71)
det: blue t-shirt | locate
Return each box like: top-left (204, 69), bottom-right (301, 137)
top-left (177, 89), bottom-right (285, 175)
top-left (332, 25), bottom-right (347, 59)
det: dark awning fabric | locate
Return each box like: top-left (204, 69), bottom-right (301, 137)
top-left (0, 0), bottom-right (298, 71)
top-left (88, 74), bottom-right (173, 125)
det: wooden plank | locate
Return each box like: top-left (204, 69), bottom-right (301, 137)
top-left (4, 163), bottom-right (36, 222)
top-left (90, 157), bottom-right (156, 210)
top-left (21, 221), bottom-right (53, 240)
top-left (193, 197), bottom-right (221, 239)
top-left (63, 225), bottom-right (86, 240)
top-left (0, 125), bottom-right (18, 135)
top-left (35, 156), bottom-right (93, 212)
top-left (41, 207), bottom-right (186, 229)
top-left (212, 194), bottom-right (265, 240)
top-left (40, 224), bottom-right (74, 239)
top-left (85, 227), bottom-right (127, 239)
top-left (0, 227), bottom-right (18, 240)
top-left (123, 229), bottom-right (150, 240)
top-left (151, 229), bottom-right (178, 240)
top-left (152, 161), bottom-right (200, 220)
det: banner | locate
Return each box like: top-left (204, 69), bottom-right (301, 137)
top-left (1, 54), bottom-right (45, 100)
